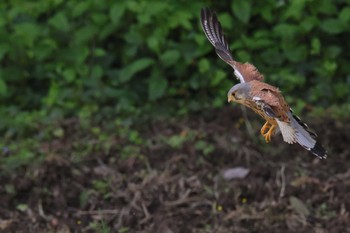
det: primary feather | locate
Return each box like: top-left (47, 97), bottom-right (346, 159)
top-left (200, 8), bottom-right (264, 83)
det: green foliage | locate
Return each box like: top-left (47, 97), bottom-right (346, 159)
top-left (92, 179), bottom-right (109, 195)
top-left (195, 140), bottom-right (215, 155)
top-left (232, 0), bottom-right (252, 23)
top-left (90, 219), bottom-right (112, 233)
top-left (0, 0), bottom-right (349, 148)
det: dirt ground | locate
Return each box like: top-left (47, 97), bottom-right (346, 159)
top-left (1, 107), bottom-right (349, 233)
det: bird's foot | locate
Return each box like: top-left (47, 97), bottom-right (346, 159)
top-left (260, 121), bottom-right (271, 135)
top-left (262, 124), bottom-right (276, 143)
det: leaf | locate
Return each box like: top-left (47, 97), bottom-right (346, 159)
top-left (0, 44), bottom-right (9, 60)
top-left (14, 23), bottom-right (41, 47)
top-left (74, 26), bottom-right (98, 44)
top-left (53, 127), bottom-right (64, 138)
top-left (110, 3), bottom-right (125, 24)
top-left (219, 13), bottom-right (233, 29)
top-left (168, 11), bottom-right (192, 29)
top-left (99, 24), bottom-right (118, 40)
top-left (147, 36), bottom-right (160, 53)
top-left (274, 23), bottom-right (300, 39)
top-left (232, 0), bottom-right (251, 23)
top-left (124, 27), bottom-right (142, 46)
top-left (91, 65), bottom-right (103, 80)
top-left (93, 48), bottom-right (106, 57)
top-left (126, 1), bottom-right (142, 12)
top-left (119, 58), bottom-right (154, 83)
top-left (283, 0), bottom-right (306, 20)
top-left (322, 60), bottom-right (337, 74)
top-left (72, 2), bottom-right (90, 17)
top-left (148, 69), bottom-right (168, 100)
top-left (211, 70), bottom-right (226, 86)
top-left (195, 140), bottom-right (214, 155)
top-left (35, 38), bottom-right (57, 61)
top-left (287, 46), bottom-right (307, 62)
top-left (311, 37), bottom-right (321, 55)
top-left (221, 167), bottom-right (250, 180)
top-left (334, 83), bottom-right (348, 99)
top-left (79, 190), bottom-right (91, 208)
top-left (0, 77), bottom-right (7, 95)
top-left (167, 135), bottom-right (186, 148)
top-left (144, 2), bottom-right (169, 16)
top-left (339, 7), bottom-right (350, 24)
top-left (325, 45), bottom-right (341, 59)
top-left (160, 50), bottom-right (180, 67)
top-left (320, 19), bottom-right (346, 34)
top-left (261, 48), bottom-right (284, 65)
top-left (119, 227), bottom-right (130, 233)
top-left (236, 50), bottom-right (251, 62)
top-left (62, 68), bottom-right (76, 82)
top-left (289, 196), bottom-right (310, 216)
top-left (44, 82), bottom-right (59, 106)
top-left (198, 58), bottom-right (210, 73)
top-left (301, 16), bottom-right (318, 32)
top-left (16, 204), bottom-right (28, 212)
top-left (92, 13), bottom-right (108, 25)
top-left (315, 0), bottom-right (337, 15)
top-left (48, 12), bottom-right (70, 31)
top-left (4, 184), bottom-right (15, 194)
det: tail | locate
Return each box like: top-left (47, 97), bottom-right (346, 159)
top-left (289, 111), bottom-right (327, 159)
top-left (200, 8), bottom-right (234, 62)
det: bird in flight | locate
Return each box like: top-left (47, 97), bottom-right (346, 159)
top-left (200, 8), bottom-right (327, 159)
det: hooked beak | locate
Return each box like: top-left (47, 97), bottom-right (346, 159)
top-left (227, 95), bottom-right (235, 103)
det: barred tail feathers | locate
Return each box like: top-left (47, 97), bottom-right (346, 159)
top-left (289, 112), bottom-right (327, 159)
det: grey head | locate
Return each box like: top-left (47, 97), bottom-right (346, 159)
top-left (227, 83), bottom-right (251, 102)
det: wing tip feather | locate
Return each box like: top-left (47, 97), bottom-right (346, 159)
top-left (200, 8), bottom-right (233, 61)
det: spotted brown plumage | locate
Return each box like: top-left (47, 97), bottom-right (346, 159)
top-left (200, 8), bottom-right (327, 159)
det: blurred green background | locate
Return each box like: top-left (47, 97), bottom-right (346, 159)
top-left (1, 0), bottom-right (350, 171)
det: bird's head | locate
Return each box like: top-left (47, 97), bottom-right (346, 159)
top-left (227, 83), bottom-right (250, 103)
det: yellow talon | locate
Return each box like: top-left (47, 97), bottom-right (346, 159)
top-left (260, 121), bottom-right (271, 135)
top-left (262, 124), bottom-right (276, 143)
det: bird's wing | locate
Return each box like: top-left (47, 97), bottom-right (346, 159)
top-left (249, 80), bottom-right (327, 159)
top-left (249, 81), bottom-right (289, 121)
top-left (200, 8), bottom-right (264, 83)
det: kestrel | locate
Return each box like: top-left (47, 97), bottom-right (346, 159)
top-left (200, 8), bottom-right (327, 159)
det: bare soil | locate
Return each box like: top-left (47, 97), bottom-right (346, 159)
top-left (1, 107), bottom-right (349, 233)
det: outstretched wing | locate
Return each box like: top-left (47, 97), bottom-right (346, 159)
top-left (200, 8), bottom-right (233, 64)
top-left (200, 8), bottom-right (264, 83)
top-left (249, 80), bottom-right (327, 159)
